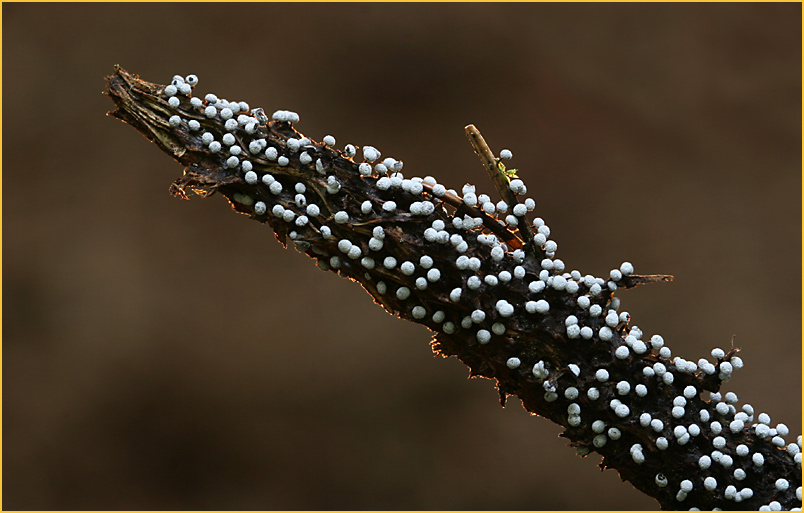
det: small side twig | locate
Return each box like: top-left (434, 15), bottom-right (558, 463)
top-left (464, 123), bottom-right (535, 249)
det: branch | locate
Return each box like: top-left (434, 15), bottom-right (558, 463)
top-left (105, 66), bottom-right (801, 511)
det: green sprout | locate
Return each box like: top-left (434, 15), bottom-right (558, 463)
top-left (496, 158), bottom-right (518, 182)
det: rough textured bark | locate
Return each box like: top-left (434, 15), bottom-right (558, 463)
top-left (105, 66), bottom-right (801, 511)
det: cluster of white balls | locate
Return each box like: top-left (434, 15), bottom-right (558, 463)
top-left (156, 72), bottom-right (801, 511)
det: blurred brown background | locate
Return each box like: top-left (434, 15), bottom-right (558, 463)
top-left (3, 3), bottom-right (801, 510)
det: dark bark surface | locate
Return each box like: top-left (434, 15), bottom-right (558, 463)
top-left (104, 66), bottom-right (801, 510)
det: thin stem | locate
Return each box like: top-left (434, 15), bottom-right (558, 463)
top-left (464, 124), bottom-right (536, 251)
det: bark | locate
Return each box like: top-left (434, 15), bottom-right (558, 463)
top-left (105, 66), bottom-right (801, 511)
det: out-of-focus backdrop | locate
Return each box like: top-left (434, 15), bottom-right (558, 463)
top-left (3, 3), bottom-right (800, 510)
